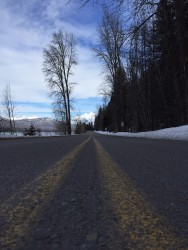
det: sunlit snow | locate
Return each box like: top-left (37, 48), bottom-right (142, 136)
top-left (96, 125), bottom-right (188, 141)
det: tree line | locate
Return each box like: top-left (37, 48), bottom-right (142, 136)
top-left (75, 121), bottom-right (94, 134)
top-left (94, 0), bottom-right (188, 132)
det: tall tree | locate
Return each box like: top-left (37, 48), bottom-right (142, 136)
top-left (43, 30), bottom-right (77, 135)
top-left (94, 8), bottom-right (126, 131)
top-left (2, 84), bottom-right (16, 134)
top-left (82, 0), bottom-right (188, 131)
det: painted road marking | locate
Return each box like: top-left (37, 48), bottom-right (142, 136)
top-left (94, 138), bottom-right (188, 250)
top-left (0, 136), bottom-right (91, 250)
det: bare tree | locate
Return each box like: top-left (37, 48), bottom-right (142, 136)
top-left (43, 30), bottom-right (78, 135)
top-left (94, 8), bottom-right (125, 87)
top-left (94, 8), bottom-right (126, 130)
top-left (2, 84), bottom-right (17, 134)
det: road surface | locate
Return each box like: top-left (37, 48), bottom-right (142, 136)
top-left (0, 133), bottom-right (188, 249)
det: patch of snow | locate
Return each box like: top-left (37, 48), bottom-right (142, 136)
top-left (0, 131), bottom-right (64, 138)
top-left (96, 125), bottom-right (188, 141)
top-left (15, 116), bottom-right (39, 120)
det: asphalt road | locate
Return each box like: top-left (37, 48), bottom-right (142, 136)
top-left (0, 133), bottom-right (188, 249)
top-left (0, 135), bottom-right (88, 201)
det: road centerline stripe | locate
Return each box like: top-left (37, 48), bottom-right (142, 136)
top-left (0, 136), bottom-right (91, 250)
top-left (94, 137), bottom-right (187, 249)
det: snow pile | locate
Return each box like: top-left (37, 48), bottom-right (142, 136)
top-left (96, 125), bottom-right (188, 141)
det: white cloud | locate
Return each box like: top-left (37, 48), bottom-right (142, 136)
top-left (0, 46), bottom-right (49, 103)
top-left (71, 46), bottom-right (101, 98)
top-left (45, 0), bottom-right (77, 20)
top-left (0, 0), bottom-right (102, 117)
top-left (16, 104), bottom-right (51, 114)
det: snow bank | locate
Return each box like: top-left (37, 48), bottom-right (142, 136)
top-left (96, 125), bottom-right (188, 141)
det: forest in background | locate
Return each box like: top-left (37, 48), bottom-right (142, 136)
top-left (94, 0), bottom-right (188, 132)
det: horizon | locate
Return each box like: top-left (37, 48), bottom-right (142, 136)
top-left (1, 111), bottom-right (96, 124)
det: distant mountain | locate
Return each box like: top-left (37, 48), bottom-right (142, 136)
top-left (15, 117), bottom-right (57, 131)
top-left (74, 112), bottom-right (95, 124)
top-left (1, 115), bottom-right (91, 133)
top-left (0, 116), bottom-right (57, 132)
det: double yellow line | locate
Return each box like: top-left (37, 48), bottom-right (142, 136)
top-left (1, 135), bottom-right (187, 249)
top-left (94, 138), bottom-right (187, 250)
top-left (0, 136), bottom-right (91, 250)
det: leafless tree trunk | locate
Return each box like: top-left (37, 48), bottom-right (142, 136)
top-left (0, 112), bottom-right (6, 134)
top-left (51, 91), bottom-right (67, 134)
top-left (2, 84), bottom-right (17, 134)
top-left (43, 30), bottom-right (78, 135)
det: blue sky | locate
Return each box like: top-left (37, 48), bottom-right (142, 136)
top-left (0, 0), bottom-right (103, 119)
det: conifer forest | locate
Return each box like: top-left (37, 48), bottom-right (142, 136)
top-left (94, 0), bottom-right (188, 132)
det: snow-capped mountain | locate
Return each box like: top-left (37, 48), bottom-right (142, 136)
top-left (74, 112), bottom-right (95, 123)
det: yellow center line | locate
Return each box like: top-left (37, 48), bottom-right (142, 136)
top-left (94, 137), bottom-right (188, 250)
top-left (0, 136), bottom-right (91, 250)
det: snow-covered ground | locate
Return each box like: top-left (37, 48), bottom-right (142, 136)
top-left (96, 125), bottom-right (188, 141)
top-left (2, 124), bottom-right (188, 141)
top-left (0, 131), bottom-right (65, 139)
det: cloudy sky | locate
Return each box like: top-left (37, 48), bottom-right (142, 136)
top-left (0, 0), bottom-right (103, 119)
